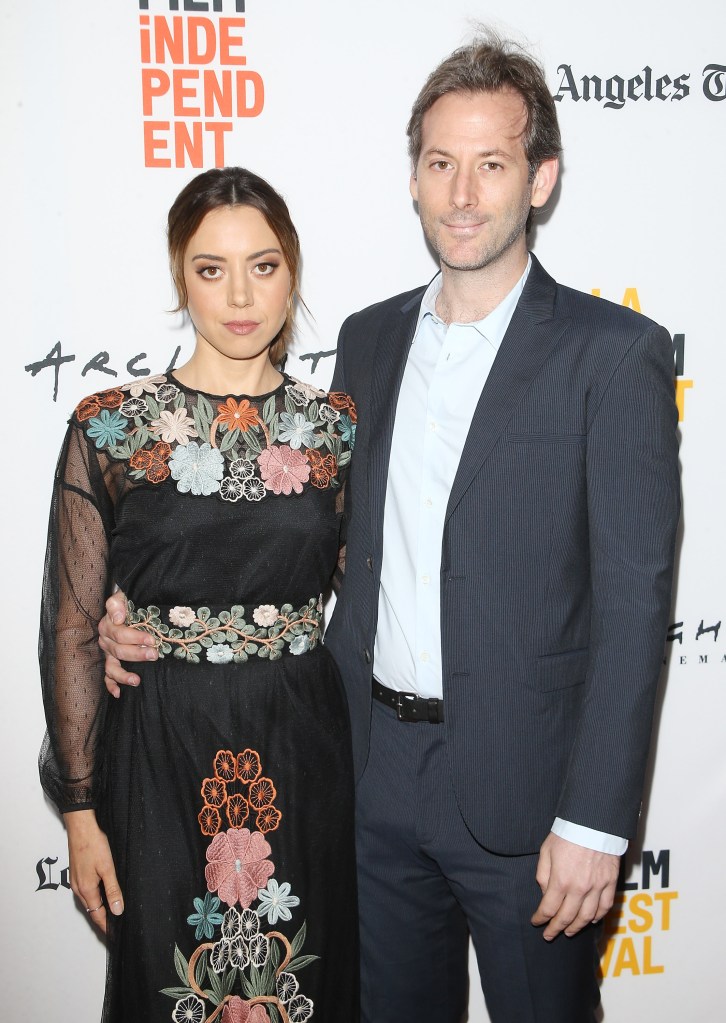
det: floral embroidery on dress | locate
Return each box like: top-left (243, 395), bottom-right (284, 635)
top-left (162, 751), bottom-right (317, 1023)
top-left (126, 598), bottom-right (322, 664)
top-left (72, 374), bottom-right (354, 503)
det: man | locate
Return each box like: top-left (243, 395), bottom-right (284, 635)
top-left (100, 33), bottom-right (680, 1023)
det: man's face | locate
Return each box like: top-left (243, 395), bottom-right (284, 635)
top-left (410, 89), bottom-right (558, 275)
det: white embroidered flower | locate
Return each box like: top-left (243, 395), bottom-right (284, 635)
top-left (150, 407), bottom-right (198, 444)
top-left (209, 938), bottom-right (230, 973)
top-left (228, 934), bottom-right (249, 968)
top-left (221, 906), bottom-right (242, 940)
top-left (285, 384), bottom-right (310, 407)
top-left (207, 645), bottom-right (234, 664)
top-left (248, 932), bottom-right (269, 968)
top-left (290, 634), bottom-right (311, 655)
top-left (121, 373), bottom-right (167, 397)
top-left (319, 403), bottom-right (340, 424)
top-left (253, 605), bottom-right (279, 628)
top-left (230, 458), bottom-right (255, 480)
top-left (220, 477), bottom-right (244, 502)
top-left (277, 971), bottom-right (299, 1004)
top-left (155, 382), bottom-right (179, 402)
top-left (242, 477), bottom-right (266, 502)
top-left (239, 908), bottom-right (260, 940)
top-left (119, 397), bottom-right (148, 418)
top-left (170, 442), bottom-right (224, 496)
top-left (172, 994), bottom-right (206, 1023)
top-left (288, 377), bottom-right (326, 400)
top-left (288, 995), bottom-right (314, 1022)
top-left (316, 594), bottom-right (323, 614)
top-left (257, 879), bottom-right (300, 925)
top-left (169, 606), bottom-right (196, 627)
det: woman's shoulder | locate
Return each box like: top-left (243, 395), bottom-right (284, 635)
top-left (285, 376), bottom-right (356, 421)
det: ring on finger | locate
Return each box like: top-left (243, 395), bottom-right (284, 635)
top-left (86, 904), bottom-right (103, 914)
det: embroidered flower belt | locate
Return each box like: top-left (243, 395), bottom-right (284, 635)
top-left (125, 597), bottom-right (323, 664)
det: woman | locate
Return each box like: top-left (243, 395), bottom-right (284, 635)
top-left (39, 167), bottom-right (359, 1023)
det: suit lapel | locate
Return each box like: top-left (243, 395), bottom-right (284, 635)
top-left (367, 291), bottom-right (422, 544)
top-left (445, 257), bottom-right (571, 523)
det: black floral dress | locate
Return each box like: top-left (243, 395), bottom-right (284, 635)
top-left (39, 372), bottom-right (359, 1023)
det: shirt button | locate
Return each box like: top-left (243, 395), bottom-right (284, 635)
top-left (429, 420), bottom-right (437, 431)
top-left (421, 575), bottom-right (430, 585)
top-left (420, 651), bottom-right (430, 663)
top-left (424, 497), bottom-right (433, 508)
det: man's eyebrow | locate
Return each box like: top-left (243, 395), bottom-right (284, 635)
top-left (422, 147), bottom-right (513, 160)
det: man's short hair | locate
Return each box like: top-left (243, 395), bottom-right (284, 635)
top-left (407, 31), bottom-right (562, 179)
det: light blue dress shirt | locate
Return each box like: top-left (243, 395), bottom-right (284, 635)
top-left (373, 258), bottom-right (627, 856)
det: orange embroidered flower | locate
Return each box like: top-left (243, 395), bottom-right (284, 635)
top-left (256, 805), bottom-right (281, 834)
top-left (307, 451), bottom-right (338, 489)
top-left (129, 441), bottom-right (171, 483)
top-left (76, 396), bottom-right (101, 422)
top-left (227, 793), bottom-right (249, 829)
top-left (201, 777), bottom-right (228, 808)
top-left (214, 749), bottom-right (237, 782)
top-left (237, 749), bottom-right (262, 784)
top-left (97, 388), bottom-right (125, 409)
top-left (146, 461), bottom-right (170, 484)
top-left (217, 398), bottom-right (259, 433)
top-left (328, 391), bottom-right (357, 423)
top-left (130, 449), bottom-right (153, 470)
top-left (248, 777), bottom-right (276, 810)
top-left (199, 804), bottom-right (221, 836)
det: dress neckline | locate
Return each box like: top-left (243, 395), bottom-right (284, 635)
top-left (167, 371), bottom-right (290, 402)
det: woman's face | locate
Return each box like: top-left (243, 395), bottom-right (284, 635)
top-left (183, 205), bottom-right (292, 367)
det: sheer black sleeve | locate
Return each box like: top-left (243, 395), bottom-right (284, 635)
top-left (38, 420), bottom-right (116, 814)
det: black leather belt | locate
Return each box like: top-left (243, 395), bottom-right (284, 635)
top-left (372, 678), bottom-right (444, 723)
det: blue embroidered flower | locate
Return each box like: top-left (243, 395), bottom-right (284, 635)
top-left (290, 634), bottom-right (311, 656)
top-left (257, 878), bottom-right (300, 924)
top-left (169, 441), bottom-right (224, 496)
top-left (186, 892), bottom-right (223, 940)
top-left (338, 414), bottom-right (356, 446)
top-left (207, 645), bottom-right (234, 664)
top-left (86, 409), bottom-right (127, 448)
top-left (278, 411), bottom-right (316, 450)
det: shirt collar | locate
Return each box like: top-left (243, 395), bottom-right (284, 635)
top-left (414, 254), bottom-right (532, 350)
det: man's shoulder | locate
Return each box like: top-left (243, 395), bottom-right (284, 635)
top-left (341, 284), bottom-right (428, 333)
top-left (554, 279), bottom-right (664, 338)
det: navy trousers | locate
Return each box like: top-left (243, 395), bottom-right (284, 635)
top-left (355, 698), bottom-right (602, 1023)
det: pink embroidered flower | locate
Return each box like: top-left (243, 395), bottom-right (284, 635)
top-left (252, 604), bottom-right (279, 628)
top-left (205, 828), bottom-right (275, 908)
top-left (150, 407), bottom-right (198, 444)
top-left (221, 997), bottom-right (270, 1023)
top-left (169, 606), bottom-right (196, 627)
top-left (257, 445), bottom-right (310, 495)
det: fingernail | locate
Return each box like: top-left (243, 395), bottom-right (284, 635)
top-left (146, 649), bottom-right (158, 660)
top-left (112, 613), bottom-right (124, 624)
top-left (111, 901), bottom-right (123, 915)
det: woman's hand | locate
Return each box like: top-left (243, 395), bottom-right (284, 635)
top-left (64, 810), bottom-right (124, 934)
top-left (99, 590), bottom-right (158, 697)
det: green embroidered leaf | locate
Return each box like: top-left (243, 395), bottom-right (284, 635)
top-left (188, 652), bottom-right (201, 664)
top-left (290, 921), bottom-right (307, 957)
top-left (233, 651), bottom-right (249, 663)
top-left (268, 412), bottom-right (279, 444)
top-left (208, 964), bottom-right (223, 1001)
top-left (198, 607), bottom-right (211, 621)
top-left (230, 604), bottom-right (245, 616)
top-left (226, 630), bottom-right (238, 642)
top-left (268, 1005), bottom-right (281, 1023)
top-left (268, 649), bottom-right (282, 661)
top-left (192, 405), bottom-right (209, 441)
top-left (198, 393), bottom-right (214, 424)
top-left (109, 443), bottom-right (130, 459)
top-left (206, 617), bottom-right (220, 628)
top-left (219, 611), bottom-right (231, 624)
top-left (145, 394), bottom-right (161, 420)
top-left (174, 392), bottom-right (185, 410)
top-left (245, 430), bottom-right (262, 455)
top-left (338, 450), bottom-right (351, 468)
top-left (308, 400), bottom-right (319, 421)
top-left (284, 394), bottom-right (296, 415)
top-left (286, 954), bottom-right (320, 972)
top-left (258, 647), bottom-right (270, 659)
top-left (195, 949), bottom-right (209, 989)
top-left (241, 976), bottom-right (255, 999)
top-left (173, 646), bottom-right (187, 659)
top-left (262, 395), bottom-right (276, 422)
top-left (259, 954), bottom-right (276, 995)
top-left (220, 428), bottom-right (239, 452)
top-left (270, 940), bottom-right (281, 970)
top-left (174, 944), bottom-right (190, 986)
top-left (129, 469), bottom-right (147, 481)
top-left (160, 642), bottom-right (172, 655)
top-left (222, 968), bottom-right (237, 996)
top-left (280, 603), bottom-right (293, 615)
top-left (159, 986), bottom-right (195, 1000)
top-left (168, 628), bottom-right (183, 639)
top-left (211, 632), bottom-right (227, 643)
top-left (200, 636), bottom-right (213, 648)
top-left (245, 643), bottom-right (259, 654)
top-left (243, 624), bottom-right (256, 636)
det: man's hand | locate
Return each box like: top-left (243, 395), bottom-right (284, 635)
top-left (64, 809), bottom-right (124, 935)
top-left (99, 590), bottom-right (157, 697)
top-left (531, 831), bottom-right (620, 940)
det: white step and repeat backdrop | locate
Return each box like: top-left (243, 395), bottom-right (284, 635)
top-left (4, 0), bottom-right (724, 1019)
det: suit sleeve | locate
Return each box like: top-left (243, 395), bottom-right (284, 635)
top-left (555, 323), bottom-right (680, 838)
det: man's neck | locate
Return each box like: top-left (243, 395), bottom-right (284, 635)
top-left (435, 247), bottom-right (529, 325)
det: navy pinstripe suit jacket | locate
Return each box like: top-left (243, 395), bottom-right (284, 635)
top-left (325, 255), bottom-right (680, 855)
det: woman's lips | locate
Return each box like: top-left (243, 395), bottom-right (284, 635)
top-left (223, 321), bottom-right (260, 335)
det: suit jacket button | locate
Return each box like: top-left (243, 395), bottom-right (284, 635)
top-left (364, 648), bottom-right (371, 663)
top-left (366, 556), bottom-right (373, 571)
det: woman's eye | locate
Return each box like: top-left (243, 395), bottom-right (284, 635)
top-left (255, 263), bottom-right (277, 276)
top-left (199, 266), bottom-right (222, 279)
